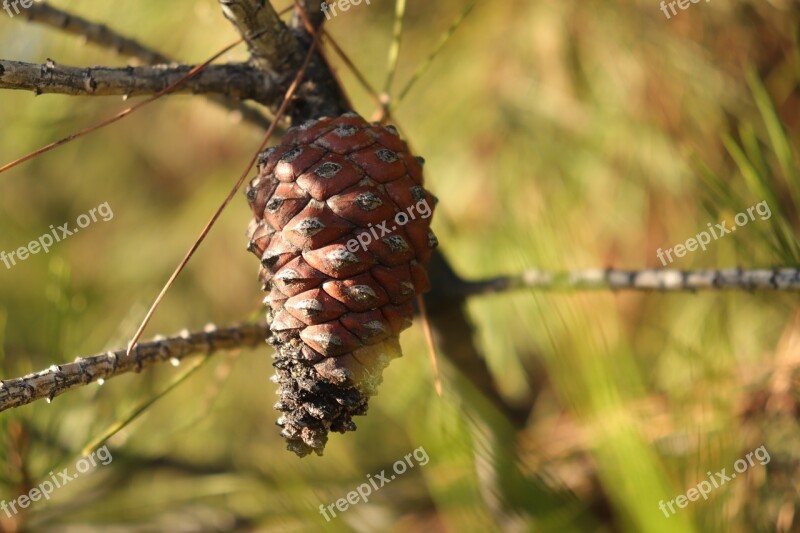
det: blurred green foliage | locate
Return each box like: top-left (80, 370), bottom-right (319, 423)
top-left (0, 0), bottom-right (799, 531)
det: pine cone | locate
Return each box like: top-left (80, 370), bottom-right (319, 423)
top-left (244, 112), bottom-right (438, 456)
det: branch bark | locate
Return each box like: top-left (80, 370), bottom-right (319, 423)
top-left (22, 2), bottom-right (274, 130)
top-left (220, 0), bottom-right (349, 122)
top-left (0, 59), bottom-right (279, 102)
top-left (218, 0), bottom-right (300, 72)
top-left (0, 323), bottom-right (269, 413)
top-left (457, 267), bottom-right (800, 296)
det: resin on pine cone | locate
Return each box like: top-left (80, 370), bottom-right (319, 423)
top-left (245, 112), bottom-right (438, 456)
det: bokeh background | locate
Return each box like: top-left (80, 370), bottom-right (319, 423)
top-left (1, 0), bottom-right (799, 531)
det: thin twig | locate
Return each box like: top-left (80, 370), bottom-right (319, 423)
top-left (458, 267), bottom-right (800, 295)
top-left (0, 60), bottom-right (277, 101)
top-left (0, 323), bottom-right (269, 413)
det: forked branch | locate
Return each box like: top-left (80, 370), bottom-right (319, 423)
top-left (220, 0), bottom-right (349, 120)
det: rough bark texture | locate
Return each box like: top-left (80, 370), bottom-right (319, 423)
top-left (0, 60), bottom-right (278, 101)
top-left (0, 323), bottom-right (269, 412)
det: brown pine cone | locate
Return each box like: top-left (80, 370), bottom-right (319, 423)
top-left (244, 112), bottom-right (438, 456)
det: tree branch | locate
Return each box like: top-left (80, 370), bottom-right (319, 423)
top-left (0, 59), bottom-right (279, 102)
top-left (458, 267), bottom-right (800, 296)
top-left (0, 323), bottom-right (269, 413)
top-left (217, 0), bottom-right (349, 124)
top-left (21, 2), bottom-right (274, 130)
top-left (218, 0), bottom-right (300, 72)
